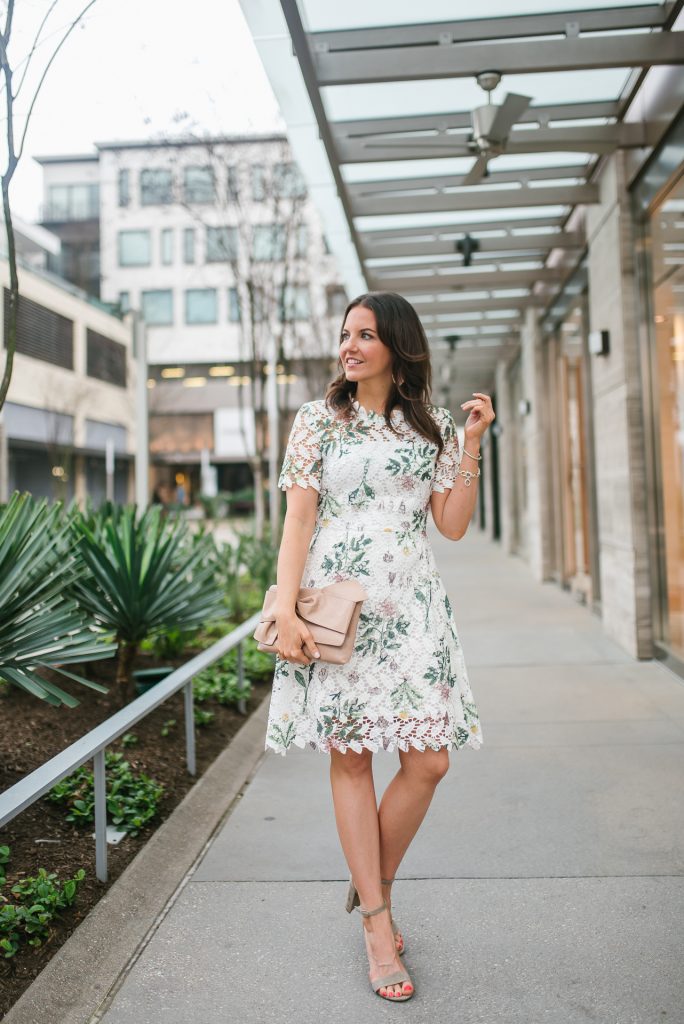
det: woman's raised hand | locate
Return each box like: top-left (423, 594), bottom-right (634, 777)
top-left (460, 392), bottom-right (495, 442)
top-left (275, 612), bottom-right (321, 665)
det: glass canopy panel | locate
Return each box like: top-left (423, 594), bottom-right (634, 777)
top-left (341, 151), bottom-right (590, 183)
top-left (355, 205), bottom-right (569, 231)
top-left (300, 0), bottom-right (661, 33)
top-left (322, 69), bottom-right (633, 122)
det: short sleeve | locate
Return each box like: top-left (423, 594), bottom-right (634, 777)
top-left (431, 408), bottom-right (461, 493)
top-left (278, 402), bottom-right (323, 493)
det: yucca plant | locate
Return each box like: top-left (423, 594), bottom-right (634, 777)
top-left (0, 493), bottom-right (113, 707)
top-left (70, 504), bottom-right (225, 704)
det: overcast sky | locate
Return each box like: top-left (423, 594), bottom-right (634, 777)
top-left (3, 0), bottom-right (283, 221)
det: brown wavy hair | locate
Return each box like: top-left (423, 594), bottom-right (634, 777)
top-left (324, 291), bottom-right (445, 455)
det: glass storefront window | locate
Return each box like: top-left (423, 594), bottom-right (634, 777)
top-left (650, 175), bottom-right (684, 658)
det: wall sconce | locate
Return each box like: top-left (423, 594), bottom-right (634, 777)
top-left (518, 399), bottom-right (531, 416)
top-left (588, 329), bottom-right (610, 356)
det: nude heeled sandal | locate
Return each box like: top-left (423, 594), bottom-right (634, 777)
top-left (356, 899), bottom-right (414, 1002)
top-left (382, 876), bottom-right (406, 955)
top-left (345, 876), bottom-right (406, 955)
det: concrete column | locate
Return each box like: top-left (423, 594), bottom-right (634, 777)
top-left (495, 358), bottom-right (516, 556)
top-left (520, 308), bottom-right (554, 581)
top-left (586, 153), bottom-right (652, 658)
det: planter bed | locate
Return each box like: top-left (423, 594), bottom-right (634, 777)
top-left (0, 653), bottom-right (272, 1019)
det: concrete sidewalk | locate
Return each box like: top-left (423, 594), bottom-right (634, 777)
top-left (98, 529), bottom-right (684, 1024)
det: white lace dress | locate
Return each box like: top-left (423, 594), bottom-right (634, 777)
top-left (265, 398), bottom-right (483, 756)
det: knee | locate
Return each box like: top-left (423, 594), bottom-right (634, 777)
top-left (402, 747), bottom-right (450, 786)
top-left (330, 747), bottom-right (373, 779)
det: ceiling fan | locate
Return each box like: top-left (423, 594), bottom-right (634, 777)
top-left (462, 72), bottom-right (532, 185)
top-left (360, 71), bottom-right (532, 185)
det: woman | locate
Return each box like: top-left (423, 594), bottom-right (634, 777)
top-left (266, 292), bottom-right (494, 1002)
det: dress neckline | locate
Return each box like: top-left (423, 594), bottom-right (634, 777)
top-left (351, 398), bottom-right (404, 424)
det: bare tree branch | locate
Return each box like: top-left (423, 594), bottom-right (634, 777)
top-left (13, 0), bottom-right (60, 99)
top-left (17, 0), bottom-right (98, 161)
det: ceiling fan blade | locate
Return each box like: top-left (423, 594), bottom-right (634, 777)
top-left (363, 140), bottom-right (474, 154)
top-left (505, 138), bottom-right (615, 154)
top-left (488, 93), bottom-right (532, 142)
top-left (462, 154), bottom-right (489, 186)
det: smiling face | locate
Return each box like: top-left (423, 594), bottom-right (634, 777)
top-left (339, 305), bottom-right (393, 386)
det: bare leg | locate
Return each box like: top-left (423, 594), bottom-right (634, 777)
top-left (329, 749), bottom-right (413, 998)
top-left (378, 747), bottom-right (450, 921)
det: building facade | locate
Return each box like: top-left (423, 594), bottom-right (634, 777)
top-left (0, 251), bottom-right (136, 506)
top-left (38, 135), bottom-right (348, 503)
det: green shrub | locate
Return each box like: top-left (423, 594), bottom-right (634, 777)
top-left (193, 707), bottom-right (215, 727)
top-left (193, 659), bottom-right (252, 706)
top-left (139, 627), bottom-right (198, 659)
top-left (0, 848), bottom-right (85, 958)
top-left (221, 640), bottom-right (274, 681)
top-left (47, 752), bottom-right (164, 836)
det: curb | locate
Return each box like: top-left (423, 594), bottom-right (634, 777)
top-left (3, 695), bottom-right (271, 1024)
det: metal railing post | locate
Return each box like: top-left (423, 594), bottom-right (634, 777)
top-left (236, 640), bottom-right (247, 715)
top-left (184, 679), bottom-right (196, 776)
top-left (93, 749), bottom-right (107, 883)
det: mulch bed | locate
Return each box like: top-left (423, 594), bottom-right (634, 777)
top-left (0, 652), bottom-right (271, 1019)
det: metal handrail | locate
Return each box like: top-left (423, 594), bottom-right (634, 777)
top-left (0, 612), bottom-right (263, 882)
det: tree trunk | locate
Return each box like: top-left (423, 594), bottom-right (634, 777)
top-left (252, 455), bottom-right (264, 542)
top-left (116, 640), bottom-right (138, 706)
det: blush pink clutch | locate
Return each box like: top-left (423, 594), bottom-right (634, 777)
top-left (253, 579), bottom-right (368, 664)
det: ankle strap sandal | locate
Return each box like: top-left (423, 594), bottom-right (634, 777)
top-left (381, 877), bottom-right (406, 956)
top-left (346, 876), bottom-right (406, 955)
top-left (357, 899), bottom-right (414, 1002)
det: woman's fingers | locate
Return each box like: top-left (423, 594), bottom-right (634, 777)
top-left (301, 632), bottom-right (321, 660)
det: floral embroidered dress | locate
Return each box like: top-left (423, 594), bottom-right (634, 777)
top-left (265, 398), bottom-right (483, 756)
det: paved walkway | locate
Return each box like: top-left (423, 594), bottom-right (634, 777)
top-left (98, 528), bottom-right (684, 1024)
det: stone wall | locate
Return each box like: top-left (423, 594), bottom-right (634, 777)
top-left (586, 153), bottom-right (652, 658)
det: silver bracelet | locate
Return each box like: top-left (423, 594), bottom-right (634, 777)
top-left (462, 447), bottom-right (482, 461)
top-left (458, 467), bottom-right (481, 487)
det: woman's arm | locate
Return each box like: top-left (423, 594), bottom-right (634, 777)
top-left (430, 393), bottom-right (495, 542)
top-left (272, 484), bottom-right (321, 664)
top-left (430, 438), bottom-right (481, 541)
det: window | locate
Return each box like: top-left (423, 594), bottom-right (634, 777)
top-left (227, 166), bottom-right (239, 201)
top-left (185, 289), bottom-right (217, 324)
top-left (206, 226), bottom-right (238, 263)
top-left (184, 166), bottom-right (215, 203)
top-left (183, 228), bottom-right (195, 265)
top-left (118, 169), bottom-right (130, 208)
top-left (142, 290), bottom-right (173, 326)
top-left (228, 287), bottom-right (241, 322)
top-left (273, 161), bottom-right (307, 198)
top-left (118, 230), bottom-right (151, 267)
top-left (3, 289), bottom-right (73, 368)
top-left (253, 224), bottom-right (286, 261)
top-left (86, 330), bottom-right (127, 387)
top-left (251, 164), bottom-right (266, 201)
top-left (295, 224), bottom-right (308, 259)
top-left (326, 286), bottom-right (348, 317)
top-left (45, 183), bottom-right (99, 221)
top-left (280, 285), bottom-right (310, 321)
top-left (140, 168), bottom-right (173, 205)
top-left (160, 228), bottom-right (174, 265)
top-left (118, 291), bottom-right (130, 314)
